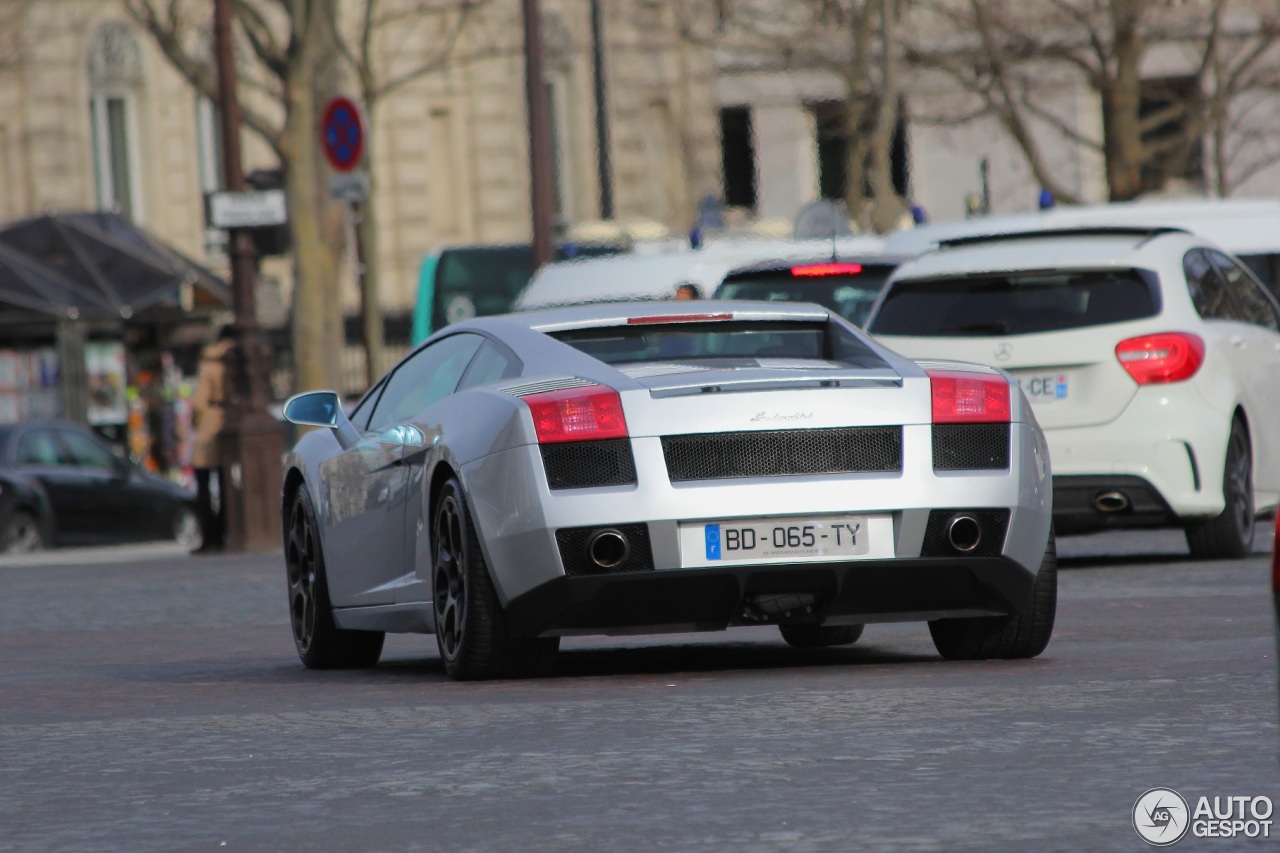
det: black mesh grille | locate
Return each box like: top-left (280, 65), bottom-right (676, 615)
top-left (661, 427), bottom-right (902, 482)
top-left (921, 509), bottom-right (1010, 557)
top-left (540, 440), bottom-right (636, 490)
top-left (556, 523), bottom-right (654, 576)
top-left (932, 424), bottom-right (1010, 470)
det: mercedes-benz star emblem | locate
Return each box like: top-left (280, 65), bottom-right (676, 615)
top-left (994, 343), bottom-right (1013, 361)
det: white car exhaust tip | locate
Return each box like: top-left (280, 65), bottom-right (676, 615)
top-left (1093, 491), bottom-right (1131, 513)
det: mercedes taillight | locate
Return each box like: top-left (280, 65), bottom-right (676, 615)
top-left (1115, 333), bottom-right (1205, 384)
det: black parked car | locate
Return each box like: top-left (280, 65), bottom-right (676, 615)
top-left (0, 420), bottom-right (199, 553)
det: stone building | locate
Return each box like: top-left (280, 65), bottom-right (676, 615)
top-left (712, 3), bottom-right (1280, 226)
top-left (0, 0), bottom-right (721, 322)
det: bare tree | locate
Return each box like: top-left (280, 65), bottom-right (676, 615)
top-left (125, 0), bottom-right (495, 391)
top-left (126, 0), bottom-right (348, 393)
top-left (908, 0), bottom-right (1280, 202)
top-left (335, 0), bottom-right (497, 383)
top-left (675, 0), bottom-right (908, 233)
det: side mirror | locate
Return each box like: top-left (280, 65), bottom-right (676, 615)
top-left (283, 390), bottom-right (360, 450)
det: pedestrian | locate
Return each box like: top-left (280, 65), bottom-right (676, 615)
top-left (674, 283), bottom-right (701, 301)
top-left (190, 325), bottom-right (234, 553)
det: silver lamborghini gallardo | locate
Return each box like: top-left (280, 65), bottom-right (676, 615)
top-left (281, 301), bottom-right (1055, 679)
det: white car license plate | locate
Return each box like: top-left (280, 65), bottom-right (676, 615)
top-left (700, 515), bottom-right (870, 562)
top-left (1017, 371), bottom-right (1069, 402)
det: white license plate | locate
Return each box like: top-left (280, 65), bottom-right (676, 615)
top-left (699, 515), bottom-right (870, 562)
top-left (1017, 371), bottom-right (1069, 401)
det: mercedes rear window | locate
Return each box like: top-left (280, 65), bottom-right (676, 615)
top-left (868, 269), bottom-right (1159, 336)
top-left (714, 265), bottom-right (895, 326)
top-left (551, 320), bottom-right (887, 369)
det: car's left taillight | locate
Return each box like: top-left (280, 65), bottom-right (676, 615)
top-left (523, 385), bottom-right (629, 443)
top-left (927, 370), bottom-right (1011, 424)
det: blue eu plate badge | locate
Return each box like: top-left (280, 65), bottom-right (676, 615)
top-left (704, 524), bottom-right (721, 560)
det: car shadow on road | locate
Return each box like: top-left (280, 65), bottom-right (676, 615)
top-left (1056, 553), bottom-right (1201, 570)
top-left (372, 640), bottom-right (946, 682)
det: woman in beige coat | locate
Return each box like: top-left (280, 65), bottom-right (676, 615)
top-left (191, 326), bottom-right (234, 552)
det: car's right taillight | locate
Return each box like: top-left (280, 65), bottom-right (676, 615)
top-left (1115, 333), bottom-right (1205, 384)
top-left (927, 370), bottom-right (1011, 424)
top-left (523, 385), bottom-right (629, 443)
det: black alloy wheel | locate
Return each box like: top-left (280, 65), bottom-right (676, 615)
top-left (285, 488), bottom-right (384, 669)
top-left (432, 478), bottom-right (558, 680)
top-left (433, 488), bottom-right (468, 664)
top-left (1186, 418), bottom-right (1254, 560)
top-left (929, 527), bottom-right (1058, 661)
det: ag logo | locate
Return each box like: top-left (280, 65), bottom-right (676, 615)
top-left (1134, 787), bottom-right (1190, 846)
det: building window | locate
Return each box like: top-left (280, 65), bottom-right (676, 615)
top-left (428, 107), bottom-right (462, 236)
top-left (196, 97), bottom-right (222, 194)
top-left (810, 98), bottom-right (910, 202)
top-left (87, 22), bottom-right (144, 221)
top-left (812, 101), bottom-right (849, 202)
top-left (719, 107), bottom-right (756, 210)
top-left (1140, 76), bottom-right (1204, 193)
top-left (545, 75), bottom-right (573, 226)
top-left (195, 97), bottom-right (226, 257)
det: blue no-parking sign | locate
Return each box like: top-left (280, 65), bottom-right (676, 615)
top-left (320, 96), bottom-right (365, 172)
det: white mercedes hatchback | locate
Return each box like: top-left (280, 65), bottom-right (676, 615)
top-left (866, 227), bottom-right (1280, 558)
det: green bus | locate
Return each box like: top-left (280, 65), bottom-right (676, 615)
top-left (411, 243), bottom-right (623, 345)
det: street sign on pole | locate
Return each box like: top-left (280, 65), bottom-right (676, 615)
top-left (209, 189), bottom-right (288, 229)
top-left (320, 96), bottom-right (366, 173)
top-left (329, 172), bottom-right (370, 204)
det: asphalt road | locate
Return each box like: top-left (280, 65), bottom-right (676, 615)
top-left (0, 525), bottom-right (1276, 852)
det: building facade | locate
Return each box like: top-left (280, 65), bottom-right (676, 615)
top-left (713, 4), bottom-right (1280, 228)
top-left (0, 0), bottom-right (722, 321)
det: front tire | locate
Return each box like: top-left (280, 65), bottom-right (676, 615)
top-left (285, 488), bottom-right (384, 669)
top-left (1185, 417), bottom-right (1254, 559)
top-left (433, 478), bottom-right (558, 680)
top-left (779, 623), bottom-right (864, 648)
top-left (929, 528), bottom-right (1057, 661)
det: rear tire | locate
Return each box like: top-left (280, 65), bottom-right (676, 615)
top-left (929, 528), bottom-right (1057, 661)
top-left (0, 510), bottom-right (44, 554)
top-left (285, 488), bottom-right (385, 669)
top-left (779, 623), bottom-right (864, 648)
top-left (1185, 418), bottom-right (1254, 560)
top-left (432, 478), bottom-right (558, 680)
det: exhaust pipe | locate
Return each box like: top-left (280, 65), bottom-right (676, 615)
top-left (1094, 491), bottom-right (1130, 513)
top-left (587, 529), bottom-right (630, 569)
top-left (946, 514), bottom-right (982, 553)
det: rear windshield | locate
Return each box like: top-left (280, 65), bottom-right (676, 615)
top-left (868, 269), bottom-right (1159, 336)
top-left (714, 266), bottom-right (894, 327)
top-left (551, 320), bottom-right (887, 369)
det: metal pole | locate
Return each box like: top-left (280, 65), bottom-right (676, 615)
top-left (213, 0), bottom-right (284, 552)
top-left (590, 0), bottom-right (614, 220)
top-left (522, 0), bottom-right (555, 268)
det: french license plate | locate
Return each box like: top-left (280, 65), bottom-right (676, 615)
top-left (1018, 371), bottom-right (1069, 401)
top-left (701, 515), bottom-right (870, 562)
